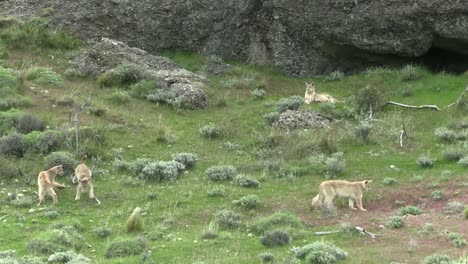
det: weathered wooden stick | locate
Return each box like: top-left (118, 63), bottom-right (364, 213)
top-left (314, 230), bottom-right (341, 235)
top-left (0, 215), bottom-right (8, 221)
top-left (384, 101), bottom-right (441, 111)
top-left (355, 226), bottom-right (380, 238)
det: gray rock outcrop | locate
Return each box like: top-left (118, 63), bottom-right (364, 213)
top-left (1, 0), bottom-right (467, 76)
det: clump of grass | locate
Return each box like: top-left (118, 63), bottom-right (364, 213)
top-left (400, 85), bottom-right (414, 97)
top-left (260, 230), bottom-right (290, 247)
top-left (442, 148), bottom-right (464, 161)
top-left (97, 64), bottom-right (145, 88)
top-left (232, 174), bottom-right (260, 188)
top-left (457, 89), bottom-right (468, 113)
top-left (291, 241), bottom-right (348, 263)
top-left (213, 209), bottom-right (241, 230)
top-left (205, 165), bottom-right (237, 181)
top-left (10, 196), bottom-right (33, 208)
top-left (383, 177), bottom-right (397, 185)
top-left (129, 80), bottom-right (158, 99)
top-left (354, 122), bottom-right (371, 144)
top-left (138, 160), bottom-right (185, 182)
top-left (276, 96), bottom-right (304, 113)
top-left (26, 67), bottom-right (63, 87)
top-left (201, 221), bottom-right (218, 240)
top-left (419, 223), bottom-right (435, 234)
top-left (431, 190), bottom-right (443, 201)
top-left (354, 84), bottom-right (385, 113)
top-left (398, 206), bottom-right (422, 216)
top-left (458, 156), bottom-right (468, 167)
top-left (417, 155), bottom-right (434, 168)
top-left (264, 112), bottom-right (280, 125)
top-left (105, 237), bottom-right (147, 258)
top-left (27, 225), bottom-right (84, 255)
top-left (464, 207), bottom-right (468, 219)
top-left (94, 226), bottom-right (112, 238)
top-left (386, 215), bottom-right (404, 228)
top-left (106, 91), bottom-right (131, 105)
top-left (199, 123), bottom-right (221, 139)
top-left (146, 192), bottom-right (159, 200)
top-left (0, 156), bottom-right (18, 180)
top-left (43, 210), bottom-right (60, 219)
top-left (0, 132), bottom-right (26, 158)
top-left (444, 200), bottom-right (464, 214)
top-left (233, 194), bottom-right (261, 209)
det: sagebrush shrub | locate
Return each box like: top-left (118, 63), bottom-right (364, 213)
top-left (398, 206), bottom-right (422, 216)
top-left (0, 132), bottom-right (26, 157)
top-left (26, 67), bottom-right (63, 86)
top-left (442, 148), bottom-right (464, 161)
top-left (232, 174), bottom-right (260, 188)
top-left (107, 91), bottom-right (131, 105)
top-left (213, 209), bottom-right (241, 230)
top-left (276, 96), bottom-right (304, 113)
top-left (0, 156), bottom-right (19, 180)
top-left (172, 153), bottom-right (198, 168)
top-left (325, 152), bottom-right (346, 178)
top-left (139, 160), bottom-right (185, 182)
top-left (259, 252), bottom-right (274, 263)
top-left (260, 230), bottom-right (290, 247)
top-left (105, 237), bottom-right (147, 258)
top-left (205, 165), bottom-right (236, 181)
top-left (291, 241), bottom-right (348, 263)
top-left (383, 177), bottom-right (397, 185)
top-left (417, 155), bottom-right (434, 168)
top-left (434, 127), bottom-right (457, 143)
top-left (422, 254), bottom-right (451, 264)
top-left (147, 89), bottom-right (180, 107)
top-left (10, 196), bottom-right (33, 208)
top-left (129, 80), bottom-right (157, 99)
top-left (325, 70), bottom-right (344, 81)
top-left (251, 88), bottom-right (266, 99)
top-left (251, 212), bottom-right (302, 235)
top-left (233, 194), bottom-right (261, 209)
top-left (44, 151), bottom-right (77, 175)
top-left (98, 64), bottom-right (144, 88)
top-left (264, 112), bottom-right (280, 125)
top-left (27, 225), bottom-right (83, 255)
top-left (386, 215), bottom-right (403, 228)
top-left (354, 84), bottom-right (384, 113)
top-left (94, 226), bottom-right (112, 238)
top-left (446, 232), bottom-right (466, 248)
top-left (207, 186), bottom-right (225, 197)
top-left (458, 156), bottom-right (468, 167)
top-left (400, 65), bottom-right (421, 81)
top-left (199, 123), bottom-right (221, 139)
top-left (354, 122), bottom-right (371, 144)
top-left (431, 190), bottom-right (443, 201)
top-left (13, 113), bottom-right (45, 134)
top-left (0, 66), bottom-right (19, 89)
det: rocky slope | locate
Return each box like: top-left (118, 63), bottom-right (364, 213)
top-left (1, 0), bottom-right (467, 76)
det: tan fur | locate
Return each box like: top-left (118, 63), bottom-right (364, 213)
top-left (311, 180), bottom-right (372, 211)
top-left (304, 82), bottom-right (339, 104)
top-left (37, 165), bottom-right (65, 206)
top-left (74, 155), bottom-right (94, 201)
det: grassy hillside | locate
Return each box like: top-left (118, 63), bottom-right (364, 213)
top-left (0, 18), bottom-right (467, 264)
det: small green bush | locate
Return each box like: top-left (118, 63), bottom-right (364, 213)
top-left (147, 88), bottom-right (180, 107)
top-left (324, 152), bottom-right (346, 178)
top-left (398, 206), bottom-right (422, 216)
top-left (129, 80), bottom-right (157, 99)
top-left (264, 112), bottom-right (280, 125)
top-left (464, 207), bottom-right (468, 219)
top-left (251, 88), bottom-right (266, 99)
top-left (434, 127), bottom-right (457, 143)
top-left (207, 186), bottom-right (225, 197)
top-left (233, 194), bottom-right (261, 209)
top-left (259, 252), bottom-right (274, 263)
top-left (106, 91), bottom-right (131, 105)
top-left (386, 215), bottom-right (403, 228)
top-left (105, 237), bottom-right (147, 258)
top-left (139, 160), bottom-right (185, 182)
top-left (446, 232), bottom-right (466, 248)
top-left (213, 209), bottom-right (241, 230)
top-left (400, 65), bottom-right (422, 81)
top-left (47, 251), bottom-right (88, 264)
top-left (232, 174), bottom-right (260, 188)
top-left (94, 226), bottom-right (112, 238)
top-left (383, 177), bottom-right (397, 185)
top-left (0, 66), bottom-right (19, 89)
top-left (260, 230), bottom-right (290, 247)
top-left (0, 132), bottom-right (25, 157)
top-left (199, 123), bottom-right (221, 139)
top-left (422, 254), bottom-right (451, 264)
top-left (98, 64), bottom-right (145, 88)
top-left (354, 122), bottom-right (371, 144)
top-left (431, 190), bottom-right (443, 201)
top-left (324, 70), bottom-right (344, 81)
top-left (276, 96), bottom-right (304, 113)
top-left (10, 196), bottom-right (33, 208)
top-left (146, 192), bottom-right (159, 200)
top-left (442, 148), bottom-right (465, 161)
top-left (27, 226), bottom-right (84, 255)
top-left (44, 151), bottom-right (77, 175)
top-left (417, 155), bottom-right (434, 168)
top-left (206, 165), bottom-right (237, 181)
top-left (26, 67), bottom-right (63, 87)
top-left (43, 210), bottom-right (60, 219)
top-left (291, 241), bottom-right (348, 263)
top-left (13, 113), bottom-right (45, 134)
top-left (458, 156), bottom-right (468, 167)
top-left (172, 153), bottom-right (198, 168)
top-left (0, 156), bottom-right (19, 180)
top-left (354, 84), bottom-right (384, 113)
top-left (251, 212), bottom-right (303, 235)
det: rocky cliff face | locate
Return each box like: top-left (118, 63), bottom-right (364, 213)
top-left (1, 0), bottom-right (467, 76)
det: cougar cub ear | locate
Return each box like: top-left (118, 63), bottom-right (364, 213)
top-left (365, 180), bottom-right (373, 184)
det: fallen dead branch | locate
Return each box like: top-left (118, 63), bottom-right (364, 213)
top-left (315, 226), bottom-right (381, 239)
top-left (384, 101), bottom-right (441, 111)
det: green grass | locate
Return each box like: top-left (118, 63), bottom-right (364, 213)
top-left (0, 25), bottom-right (468, 263)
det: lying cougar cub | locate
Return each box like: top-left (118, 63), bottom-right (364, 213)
top-left (311, 180), bottom-right (372, 211)
top-left (74, 155), bottom-right (94, 201)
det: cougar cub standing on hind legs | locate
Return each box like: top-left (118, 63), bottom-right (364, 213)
top-left (37, 165), bottom-right (65, 206)
top-left (74, 155), bottom-right (95, 201)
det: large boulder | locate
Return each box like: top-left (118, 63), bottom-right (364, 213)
top-left (1, 0), bottom-right (467, 76)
